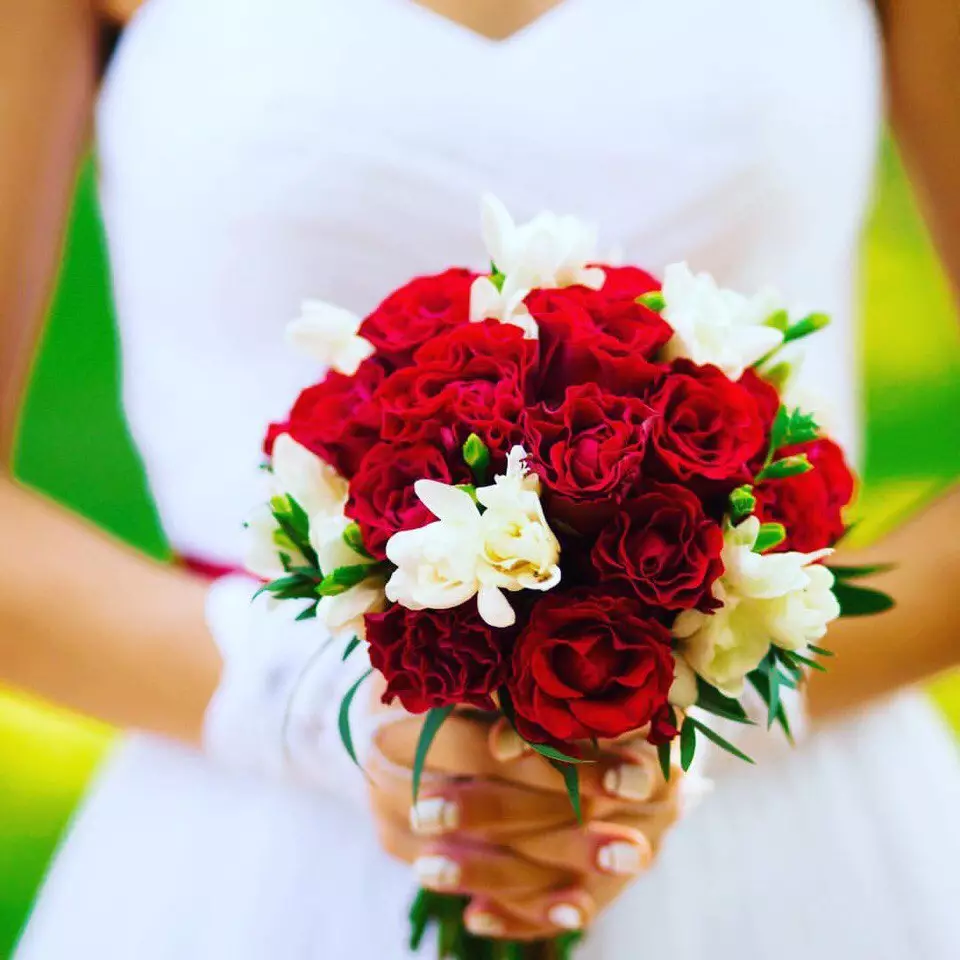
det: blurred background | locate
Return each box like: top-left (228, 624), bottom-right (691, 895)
top-left (0, 142), bottom-right (958, 957)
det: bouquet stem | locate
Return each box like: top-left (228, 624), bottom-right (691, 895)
top-left (410, 890), bottom-right (581, 960)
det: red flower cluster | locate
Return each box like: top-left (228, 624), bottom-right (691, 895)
top-left (266, 267), bottom-right (855, 745)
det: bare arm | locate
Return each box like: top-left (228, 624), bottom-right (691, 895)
top-left (0, 0), bottom-right (219, 744)
top-left (810, 2), bottom-right (960, 721)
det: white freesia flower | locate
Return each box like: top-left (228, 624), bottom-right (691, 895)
top-left (317, 579), bottom-right (387, 640)
top-left (669, 651), bottom-right (699, 709)
top-left (762, 563), bottom-right (841, 651)
top-left (674, 517), bottom-right (838, 696)
top-left (243, 503), bottom-right (292, 580)
top-left (660, 262), bottom-right (785, 379)
top-left (286, 299), bottom-right (375, 375)
top-left (475, 446), bottom-right (561, 611)
top-left (469, 195), bottom-right (605, 335)
top-left (469, 274), bottom-right (539, 339)
top-left (384, 447), bottom-right (561, 628)
top-left (271, 433), bottom-right (348, 519)
top-left (385, 481), bottom-right (486, 614)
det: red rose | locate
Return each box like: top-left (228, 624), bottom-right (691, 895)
top-left (376, 321), bottom-right (529, 460)
top-left (366, 603), bottom-right (511, 714)
top-left (738, 368), bottom-right (781, 472)
top-left (647, 704), bottom-right (680, 746)
top-left (754, 437), bottom-right (856, 552)
top-left (592, 482), bottom-right (724, 611)
top-left (358, 268), bottom-right (476, 370)
top-left (345, 441), bottom-right (471, 559)
top-left (527, 289), bottom-right (658, 402)
top-left (567, 266), bottom-right (673, 359)
top-left (646, 360), bottom-right (768, 491)
top-left (508, 589), bottom-right (674, 744)
top-left (265, 356), bottom-right (386, 477)
top-left (523, 383), bottom-right (654, 532)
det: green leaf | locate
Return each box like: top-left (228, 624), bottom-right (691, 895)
top-left (527, 742), bottom-right (593, 765)
top-left (783, 312), bottom-right (830, 344)
top-left (757, 455), bottom-right (812, 482)
top-left (689, 718), bottom-right (755, 764)
top-left (679, 717), bottom-right (697, 772)
top-left (342, 635), bottom-right (362, 661)
top-left (316, 563), bottom-right (374, 597)
top-left (454, 483), bottom-right (478, 503)
top-left (778, 647), bottom-right (827, 673)
top-left (635, 290), bottom-right (666, 312)
top-left (827, 563), bottom-right (896, 581)
top-left (808, 644), bottom-right (834, 658)
top-left (768, 406), bottom-right (790, 456)
top-left (766, 659), bottom-right (782, 730)
top-left (696, 677), bottom-right (754, 724)
top-left (747, 668), bottom-right (793, 743)
top-left (295, 602), bottom-right (318, 621)
top-left (762, 361), bottom-right (793, 392)
top-left (489, 263), bottom-right (506, 292)
top-left (462, 433), bottom-right (491, 484)
top-left (782, 408), bottom-right (820, 445)
top-left (338, 668), bottom-right (373, 768)
top-left (550, 760), bottom-right (582, 823)
top-left (832, 581), bottom-right (895, 617)
top-left (657, 741), bottom-right (672, 782)
top-left (342, 522), bottom-right (373, 560)
top-left (754, 522), bottom-right (786, 553)
top-left (728, 484), bottom-right (756, 524)
top-left (412, 706), bottom-right (455, 805)
top-left (764, 308), bottom-right (790, 332)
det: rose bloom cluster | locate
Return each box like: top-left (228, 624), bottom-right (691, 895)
top-left (253, 197), bottom-right (857, 754)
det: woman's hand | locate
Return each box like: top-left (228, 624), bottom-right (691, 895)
top-left (367, 699), bottom-right (682, 942)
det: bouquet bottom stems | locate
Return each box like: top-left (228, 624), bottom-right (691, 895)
top-left (411, 890), bottom-right (581, 960)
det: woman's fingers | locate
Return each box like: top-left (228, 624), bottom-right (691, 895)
top-left (465, 887), bottom-right (597, 941)
top-left (373, 711), bottom-right (664, 803)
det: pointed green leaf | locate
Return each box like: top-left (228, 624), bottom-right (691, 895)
top-left (695, 678), bottom-right (754, 724)
top-left (728, 485), bottom-right (756, 524)
top-left (757, 455), bottom-right (812, 482)
top-left (316, 563), bottom-right (374, 597)
top-left (338, 668), bottom-right (373, 768)
top-left (462, 433), bottom-right (491, 484)
top-left (342, 522), bottom-right (373, 560)
top-left (833, 581), bottom-right (896, 617)
top-left (295, 602), bottom-right (318, 622)
top-left (689, 718), bottom-right (755, 764)
top-left (764, 308), bottom-right (790, 332)
top-left (550, 760), bottom-right (582, 823)
top-left (807, 644), bottom-right (834, 658)
top-left (657, 741), bottom-right (672, 782)
top-left (342, 635), bottom-right (362, 661)
top-left (528, 742), bottom-right (593, 765)
top-left (783, 312), bottom-right (830, 344)
top-left (412, 706), bottom-right (455, 805)
top-left (827, 563), bottom-right (896, 581)
top-left (680, 717), bottom-right (697, 772)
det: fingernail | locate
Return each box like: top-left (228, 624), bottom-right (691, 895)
top-left (597, 840), bottom-right (649, 876)
top-left (466, 912), bottom-right (505, 937)
top-left (410, 797), bottom-right (460, 835)
top-left (414, 855), bottom-right (461, 889)
top-left (491, 724), bottom-right (526, 762)
top-left (603, 762), bottom-right (653, 801)
top-left (548, 904), bottom-right (583, 931)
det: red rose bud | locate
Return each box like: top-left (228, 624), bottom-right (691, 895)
top-left (591, 481), bottom-right (724, 612)
top-left (366, 603), bottom-right (511, 714)
top-left (508, 589), bottom-right (674, 744)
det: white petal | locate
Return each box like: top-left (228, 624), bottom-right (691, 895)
top-left (414, 479), bottom-right (480, 525)
top-left (271, 433), bottom-right (347, 518)
top-left (578, 265), bottom-right (606, 290)
top-left (470, 276), bottom-right (502, 323)
top-left (669, 652), bottom-right (698, 708)
top-left (480, 194), bottom-right (515, 268)
top-left (332, 335), bottom-right (375, 376)
top-left (477, 584), bottom-right (516, 628)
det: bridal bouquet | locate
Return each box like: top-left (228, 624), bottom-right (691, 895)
top-left (246, 196), bottom-right (893, 959)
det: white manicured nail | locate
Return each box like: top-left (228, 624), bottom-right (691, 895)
top-left (603, 763), bottom-right (653, 801)
top-left (414, 855), bottom-right (461, 889)
top-left (548, 904), bottom-right (583, 930)
top-left (466, 912), bottom-right (505, 936)
top-left (410, 798), bottom-right (460, 835)
top-left (597, 840), bottom-right (648, 876)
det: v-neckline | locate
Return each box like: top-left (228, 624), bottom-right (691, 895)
top-left (402, 0), bottom-right (580, 47)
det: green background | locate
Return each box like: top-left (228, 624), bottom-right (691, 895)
top-left (1, 146), bottom-right (958, 957)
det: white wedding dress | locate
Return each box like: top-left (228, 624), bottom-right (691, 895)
top-left (15, 0), bottom-right (960, 957)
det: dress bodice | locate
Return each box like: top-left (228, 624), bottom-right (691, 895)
top-left (95, 0), bottom-right (882, 564)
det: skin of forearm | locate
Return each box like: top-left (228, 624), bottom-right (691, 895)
top-left (807, 488), bottom-right (960, 721)
top-left (880, 0), bottom-right (960, 304)
top-left (0, 477), bottom-right (220, 743)
top-left (0, 1), bottom-right (220, 744)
